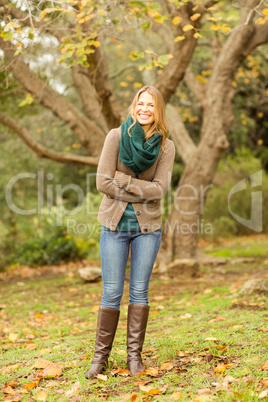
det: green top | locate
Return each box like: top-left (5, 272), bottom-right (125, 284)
top-left (102, 203), bottom-right (140, 232)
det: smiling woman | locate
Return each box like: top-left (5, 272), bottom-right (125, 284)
top-left (84, 85), bottom-right (175, 379)
top-left (135, 91), bottom-right (155, 130)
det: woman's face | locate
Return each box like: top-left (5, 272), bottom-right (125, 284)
top-left (134, 91), bottom-right (155, 132)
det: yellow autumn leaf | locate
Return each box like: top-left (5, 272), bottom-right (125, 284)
top-left (42, 364), bottom-right (62, 378)
top-left (174, 35), bottom-right (185, 42)
top-left (182, 24), bottom-right (194, 32)
top-left (190, 13), bottom-right (201, 21)
top-left (8, 333), bottom-right (18, 342)
top-left (0, 364), bottom-right (19, 374)
top-left (262, 8), bottom-right (268, 15)
top-left (214, 365), bottom-right (226, 374)
top-left (35, 390), bottom-right (48, 401)
top-left (193, 32), bottom-right (202, 39)
top-left (139, 384), bottom-right (163, 395)
top-left (120, 81), bottom-right (128, 87)
top-left (97, 374), bottom-right (108, 381)
top-left (130, 394), bottom-right (139, 402)
top-left (172, 16), bottom-right (182, 25)
top-left (25, 343), bottom-right (38, 350)
top-left (144, 367), bottom-right (158, 377)
top-left (160, 361), bottom-right (174, 371)
top-left (23, 379), bottom-right (40, 389)
top-left (171, 391), bottom-right (182, 399)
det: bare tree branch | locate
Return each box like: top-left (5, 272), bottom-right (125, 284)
top-left (110, 64), bottom-right (136, 80)
top-left (154, 0), bottom-right (220, 103)
top-left (72, 64), bottom-right (109, 133)
top-left (184, 68), bottom-right (206, 108)
top-left (0, 112), bottom-right (99, 166)
top-left (166, 104), bottom-right (197, 164)
top-left (244, 21), bottom-right (268, 53)
top-left (0, 37), bottom-right (105, 156)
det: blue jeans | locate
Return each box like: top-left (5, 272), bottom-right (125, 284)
top-left (100, 229), bottom-right (162, 310)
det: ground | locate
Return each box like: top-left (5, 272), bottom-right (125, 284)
top-left (0, 235), bottom-right (268, 401)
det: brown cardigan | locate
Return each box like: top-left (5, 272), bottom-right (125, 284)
top-left (96, 127), bottom-right (175, 234)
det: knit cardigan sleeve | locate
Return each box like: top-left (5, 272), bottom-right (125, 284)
top-left (96, 129), bottom-right (143, 202)
top-left (114, 140), bottom-right (175, 201)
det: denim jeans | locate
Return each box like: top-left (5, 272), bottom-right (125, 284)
top-left (100, 229), bottom-right (162, 310)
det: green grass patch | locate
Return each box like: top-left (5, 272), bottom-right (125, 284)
top-left (0, 241), bottom-right (268, 401)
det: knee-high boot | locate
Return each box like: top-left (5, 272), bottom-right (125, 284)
top-left (85, 306), bottom-right (120, 379)
top-left (127, 304), bottom-right (150, 376)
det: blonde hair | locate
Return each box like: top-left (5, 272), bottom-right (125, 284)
top-left (128, 85), bottom-right (168, 149)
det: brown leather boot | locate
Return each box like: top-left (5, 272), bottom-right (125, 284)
top-left (127, 304), bottom-right (150, 376)
top-left (84, 306), bottom-right (120, 379)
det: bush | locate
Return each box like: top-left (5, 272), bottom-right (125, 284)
top-left (15, 225), bottom-right (86, 267)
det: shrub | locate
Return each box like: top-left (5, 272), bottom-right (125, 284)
top-left (15, 225), bottom-right (86, 267)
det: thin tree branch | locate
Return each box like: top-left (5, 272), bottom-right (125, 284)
top-left (166, 104), bottom-right (197, 165)
top-left (184, 68), bottom-right (206, 108)
top-left (0, 36), bottom-right (105, 156)
top-left (0, 0), bottom-right (65, 41)
top-left (0, 112), bottom-right (99, 166)
top-left (109, 64), bottom-right (136, 80)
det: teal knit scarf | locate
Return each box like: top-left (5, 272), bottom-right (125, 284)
top-left (119, 116), bottom-right (162, 175)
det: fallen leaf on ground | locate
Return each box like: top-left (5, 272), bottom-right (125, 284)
top-left (31, 359), bottom-right (53, 370)
top-left (260, 378), bottom-right (268, 387)
top-left (42, 364), bottom-right (62, 378)
top-left (117, 368), bottom-right (130, 376)
top-left (130, 394), bottom-right (139, 402)
top-left (139, 384), bottom-right (163, 395)
top-left (3, 386), bottom-right (18, 395)
top-left (35, 390), bottom-right (48, 401)
top-left (8, 333), bottom-right (18, 342)
top-left (224, 375), bottom-right (235, 383)
top-left (259, 390), bottom-right (268, 399)
top-left (176, 350), bottom-right (193, 357)
top-left (261, 361), bottom-right (268, 370)
top-left (180, 313), bottom-right (192, 319)
top-left (170, 391), bottom-right (182, 399)
top-left (198, 388), bottom-right (213, 395)
top-left (38, 348), bottom-right (52, 355)
top-left (0, 364), bottom-right (19, 374)
top-left (3, 397), bottom-right (22, 402)
top-left (209, 316), bottom-right (225, 323)
top-left (214, 365), bottom-right (226, 374)
top-left (115, 349), bottom-right (126, 355)
top-left (97, 374), bottom-right (108, 381)
top-left (205, 337), bottom-right (219, 342)
top-left (160, 361), bottom-right (174, 371)
top-left (25, 343), bottom-right (38, 350)
top-left (144, 367), bottom-right (158, 377)
top-left (23, 379), bottom-right (41, 389)
top-left (65, 381), bottom-right (80, 396)
top-left (259, 327), bottom-right (268, 332)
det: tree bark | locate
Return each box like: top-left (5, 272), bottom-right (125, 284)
top-left (0, 37), bottom-right (106, 157)
top-left (159, 0), bottom-right (267, 270)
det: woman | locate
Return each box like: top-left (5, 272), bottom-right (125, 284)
top-left (85, 85), bottom-right (175, 379)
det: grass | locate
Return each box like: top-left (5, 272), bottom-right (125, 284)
top-left (0, 235), bottom-right (268, 401)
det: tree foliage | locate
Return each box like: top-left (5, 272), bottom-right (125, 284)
top-left (0, 0), bottom-right (267, 263)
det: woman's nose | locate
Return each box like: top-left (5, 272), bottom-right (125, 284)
top-left (141, 104), bottom-right (148, 111)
